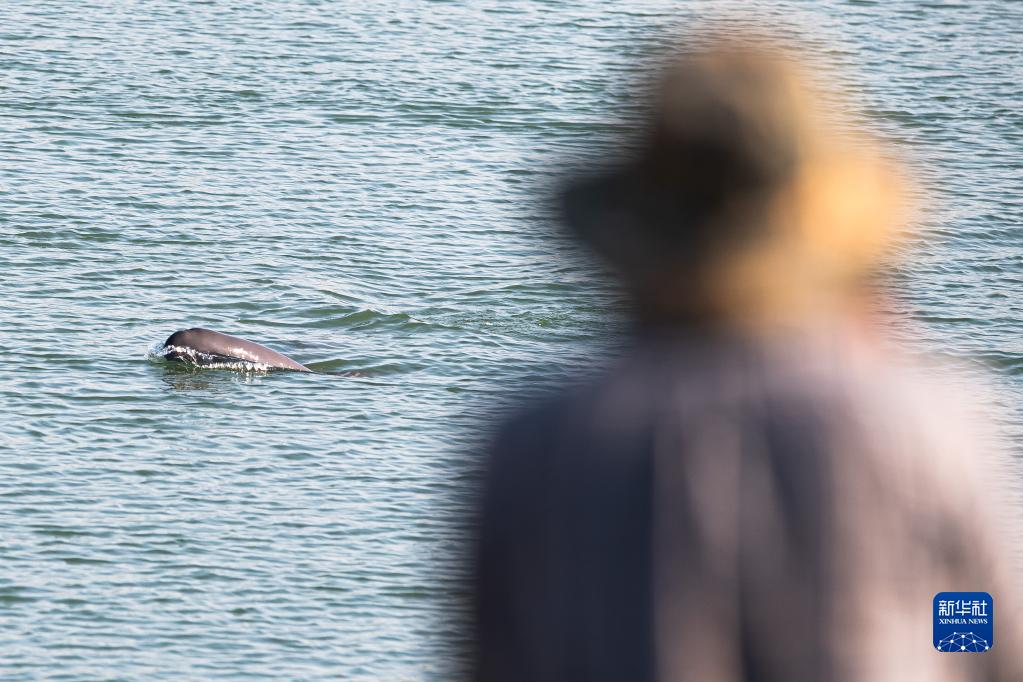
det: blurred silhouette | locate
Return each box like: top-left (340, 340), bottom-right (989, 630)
top-left (471, 37), bottom-right (1023, 680)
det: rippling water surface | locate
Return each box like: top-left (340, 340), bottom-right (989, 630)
top-left (1, 1), bottom-right (1021, 678)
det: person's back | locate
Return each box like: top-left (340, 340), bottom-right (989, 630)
top-left (475, 326), bottom-right (1023, 679)
top-left (471, 37), bottom-right (1023, 680)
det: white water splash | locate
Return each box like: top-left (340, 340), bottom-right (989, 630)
top-left (149, 343), bottom-right (275, 373)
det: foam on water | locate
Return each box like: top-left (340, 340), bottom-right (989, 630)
top-left (152, 343), bottom-right (277, 373)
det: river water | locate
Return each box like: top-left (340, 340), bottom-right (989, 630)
top-left (1, 1), bottom-right (1020, 679)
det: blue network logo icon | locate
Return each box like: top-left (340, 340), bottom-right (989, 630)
top-left (936, 632), bottom-right (989, 652)
top-left (934, 592), bottom-right (993, 653)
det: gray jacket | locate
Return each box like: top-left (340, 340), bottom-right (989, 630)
top-left (474, 327), bottom-right (1023, 680)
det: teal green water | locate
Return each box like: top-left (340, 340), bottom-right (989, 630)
top-left (1, 1), bottom-right (1021, 679)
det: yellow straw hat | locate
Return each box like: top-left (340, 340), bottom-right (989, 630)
top-left (560, 41), bottom-right (910, 325)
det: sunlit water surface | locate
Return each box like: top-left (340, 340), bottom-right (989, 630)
top-left (1, 1), bottom-right (1021, 679)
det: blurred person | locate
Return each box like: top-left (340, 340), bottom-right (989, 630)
top-left (470, 38), bottom-right (1023, 680)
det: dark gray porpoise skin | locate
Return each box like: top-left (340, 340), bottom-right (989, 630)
top-left (163, 328), bottom-right (312, 372)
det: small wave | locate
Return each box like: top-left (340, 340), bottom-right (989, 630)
top-left (266, 308), bottom-right (446, 332)
top-left (306, 359), bottom-right (423, 377)
top-left (974, 351), bottom-right (1023, 376)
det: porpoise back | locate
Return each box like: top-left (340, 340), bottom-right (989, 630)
top-left (163, 328), bottom-right (311, 372)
